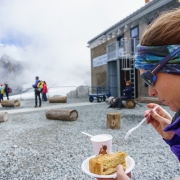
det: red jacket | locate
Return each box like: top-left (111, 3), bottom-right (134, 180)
top-left (42, 84), bottom-right (48, 94)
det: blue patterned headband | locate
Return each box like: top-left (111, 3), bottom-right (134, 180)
top-left (135, 44), bottom-right (180, 75)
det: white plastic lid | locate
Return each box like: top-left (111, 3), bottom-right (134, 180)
top-left (90, 134), bottom-right (112, 142)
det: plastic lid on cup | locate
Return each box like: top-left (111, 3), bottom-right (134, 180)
top-left (90, 134), bottom-right (112, 142)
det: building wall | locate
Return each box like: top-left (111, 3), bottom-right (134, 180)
top-left (137, 22), bottom-right (150, 97)
top-left (90, 22), bottom-right (150, 97)
top-left (89, 0), bottom-right (179, 98)
top-left (90, 23), bottom-right (150, 97)
top-left (124, 31), bottom-right (130, 39)
top-left (91, 38), bottom-right (116, 86)
top-left (139, 22), bottom-right (147, 37)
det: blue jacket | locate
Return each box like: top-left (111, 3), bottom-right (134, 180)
top-left (32, 80), bottom-right (39, 88)
top-left (163, 109), bottom-right (180, 162)
top-left (122, 85), bottom-right (133, 99)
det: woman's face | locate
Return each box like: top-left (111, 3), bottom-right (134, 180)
top-left (140, 69), bottom-right (180, 112)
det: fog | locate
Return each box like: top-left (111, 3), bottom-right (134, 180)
top-left (0, 0), bottom-right (145, 88)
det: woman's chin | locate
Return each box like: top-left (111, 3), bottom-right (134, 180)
top-left (169, 105), bottom-right (178, 112)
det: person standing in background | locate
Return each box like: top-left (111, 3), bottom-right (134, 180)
top-left (0, 85), bottom-right (2, 102)
top-left (4, 83), bottom-right (9, 100)
top-left (42, 81), bottom-right (48, 101)
top-left (32, 76), bottom-right (41, 108)
top-left (0, 84), bottom-right (4, 102)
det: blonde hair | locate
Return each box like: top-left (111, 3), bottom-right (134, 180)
top-left (141, 8), bottom-right (180, 46)
top-left (126, 80), bottom-right (131, 85)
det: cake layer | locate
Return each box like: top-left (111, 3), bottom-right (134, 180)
top-left (89, 151), bottom-right (127, 175)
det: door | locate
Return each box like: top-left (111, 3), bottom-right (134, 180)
top-left (107, 61), bottom-right (118, 97)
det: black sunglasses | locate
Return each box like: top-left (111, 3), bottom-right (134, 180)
top-left (141, 46), bottom-right (180, 86)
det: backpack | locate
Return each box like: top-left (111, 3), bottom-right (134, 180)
top-left (0, 87), bottom-right (4, 94)
top-left (36, 81), bottom-right (44, 92)
top-left (8, 87), bottom-right (12, 93)
top-left (109, 97), bottom-right (121, 108)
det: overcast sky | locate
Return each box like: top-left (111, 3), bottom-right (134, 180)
top-left (0, 0), bottom-right (145, 87)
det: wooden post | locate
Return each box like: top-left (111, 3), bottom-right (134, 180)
top-left (106, 112), bottom-right (120, 129)
top-left (122, 99), bottom-right (136, 109)
top-left (0, 112), bottom-right (8, 122)
top-left (46, 109), bottom-right (78, 121)
top-left (1, 99), bottom-right (20, 107)
top-left (49, 96), bottom-right (67, 103)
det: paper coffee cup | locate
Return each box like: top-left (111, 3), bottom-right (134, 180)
top-left (90, 134), bottom-right (112, 156)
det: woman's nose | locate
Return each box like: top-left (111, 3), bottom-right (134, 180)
top-left (148, 86), bottom-right (157, 97)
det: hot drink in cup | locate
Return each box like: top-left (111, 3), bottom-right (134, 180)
top-left (90, 134), bottom-right (113, 156)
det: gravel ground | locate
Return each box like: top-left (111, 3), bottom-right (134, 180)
top-left (0, 97), bottom-right (89, 109)
top-left (0, 98), bottom-right (179, 180)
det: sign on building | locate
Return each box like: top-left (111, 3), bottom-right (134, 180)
top-left (93, 54), bottom-right (107, 67)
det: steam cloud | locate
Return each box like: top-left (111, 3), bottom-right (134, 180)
top-left (0, 0), bottom-right (145, 89)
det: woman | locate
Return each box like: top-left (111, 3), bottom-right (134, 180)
top-left (98, 8), bottom-right (180, 180)
top-left (42, 81), bottom-right (48, 101)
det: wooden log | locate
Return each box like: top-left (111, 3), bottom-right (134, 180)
top-left (122, 99), bottom-right (136, 109)
top-left (0, 112), bottom-right (8, 122)
top-left (49, 96), bottom-right (67, 103)
top-left (1, 99), bottom-right (21, 107)
top-left (106, 112), bottom-right (120, 129)
top-left (46, 109), bottom-right (78, 121)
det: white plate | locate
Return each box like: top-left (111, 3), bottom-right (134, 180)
top-left (81, 155), bottom-right (135, 179)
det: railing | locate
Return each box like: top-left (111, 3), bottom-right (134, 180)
top-left (6, 86), bottom-right (90, 100)
top-left (88, 86), bottom-right (111, 96)
top-left (107, 38), bottom-right (138, 62)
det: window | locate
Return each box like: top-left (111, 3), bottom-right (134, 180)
top-left (131, 27), bottom-right (138, 38)
top-left (117, 35), bottom-right (124, 57)
top-left (107, 42), bottom-right (117, 61)
top-left (130, 26), bottom-right (139, 54)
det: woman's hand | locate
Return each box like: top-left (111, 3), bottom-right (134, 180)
top-left (97, 165), bottom-right (131, 180)
top-left (145, 103), bottom-right (175, 140)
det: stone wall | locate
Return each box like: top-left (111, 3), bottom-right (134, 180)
top-left (66, 86), bottom-right (89, 98)
top-left (91, 38), bottom-right (116, 87)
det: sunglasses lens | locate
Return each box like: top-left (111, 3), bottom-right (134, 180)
top-left (141, 71), bottom-right (156, 86)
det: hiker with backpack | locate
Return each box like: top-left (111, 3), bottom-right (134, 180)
top-left (4, 83), bottom-right (9, 100)
top-left (32, 76), bottom-right (42, 108)
top-left (0, 84), bottom-right (4, 102)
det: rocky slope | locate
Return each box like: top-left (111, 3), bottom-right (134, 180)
top-left (0, 54), bottom-right (28, 94)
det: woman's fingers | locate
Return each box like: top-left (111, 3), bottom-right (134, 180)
top-left (97, 165), bottom-right (131, 180)
top-left (116, 164), bottom-right (125, 171)
top-left (116, 165), bottom-right (131, 180)
top-left (147, 103), bottom-right (172, 120)
top-left (96, 178), bottom-right (114, 180)
top-left (149, 108), bottom-right (171, 126)
top-left (146, 104), bottom-right (175, 140)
